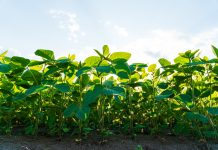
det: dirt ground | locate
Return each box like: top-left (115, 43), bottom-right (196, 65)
top-left (0, 134), bottom-right (217, 150)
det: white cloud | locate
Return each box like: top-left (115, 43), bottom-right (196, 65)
top-left (49, 9), bottom-right (84, 42)
top-left (117, 28), bottom-right (218, 64)
top-left (102, 20), bottom-right (128, 37)
top-left (114, 25), bottom-right (129, 37)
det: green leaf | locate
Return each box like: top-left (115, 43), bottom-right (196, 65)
top-left (0, 63), bottom-right (11, 73)
top-left (11, 56), bottom-right (30, 67)
top-left (208, 107), bottom-right (218, 115)
top-left (175, 94), bottom-right (192, 103)
top-left (76, 66), bottom-right (92, 77)
top-left (28, 60), bottom-right (45, 66)
top-left (103, 87), bottom-right (125, 97)
top-left (174, 56), bottom-right (189, 64)
top-left (159, 58), bottom-right (171, 67)
top-left (54, 83), bottom-right (71, 92)
top-left (117, 71), bottom-right (129, 79)
top-left (64, 103), bottom-right (90, 120)
top-left (35, 49), bottom-right (55, 60)
top-left (64, 104), bottom-right (78, 118)
top-left (76, 105), bottom-right (90, 120)
top-left (44, 66), bottom-right (59, 76)
top-left (83, 85), bottom-right (103, 106)
top-left (130, 63), bottom-right (147, 70)
top-left (211, 45), bottom-right (218, 58)
top-left (213, 66), bottom-right (218, 74)
top-left (81, 74), bottom-right (90, 88)
top-left (114, 62), bottom-right (131, 74)
top-left (155, 90), bottom-right (174, 101)
top-left (186, 61), bottom-right (207, 66)
top-left (96, 66), bottom-right (114, 74)
top-left (148, 64), bottom-right (156, 72)
top-left (25, 85), bottom-right (47, 95)
top-left (157, 82), bottom-right (168, 89)
top-left (84, 56), bottom-right (101, 67)
top-left (131, 72), bottom-right (140, 82)
top-left (103, 45), bottom-right (110, 57)
top-left (21, 69), bottom-right (42, 82)
top-left (109, 52), bottom-right (131, 63)
top-left (185, 112), bottom-right (209, 124)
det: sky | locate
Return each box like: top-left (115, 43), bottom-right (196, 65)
top-left (0, 0), bottom-right (218, 64)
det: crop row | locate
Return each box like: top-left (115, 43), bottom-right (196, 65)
top-left (0, 45), bottom-right (217, 139)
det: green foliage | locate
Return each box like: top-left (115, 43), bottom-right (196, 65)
top-left (109, 52), bottom-right (131, 63)
top-left (0, 63), bottom-right (11, 73)
top-left (0, 44), bottom-right (217, 140)
top-left (35, 49), bottom-right (55, 60)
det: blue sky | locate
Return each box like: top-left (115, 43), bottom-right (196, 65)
top-left (0, 0), bottom-right (218, 63)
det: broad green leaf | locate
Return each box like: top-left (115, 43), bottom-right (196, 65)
top-left (213, 65), bottom-right (218, 74)
top-left (155, 90), bottom-right (174, 101)
top-left (64, 104), bottom-right (78, 118)
top-left (109, 52), bottom-right (131, 63)
top-left (75, 105), bottom-right (90, 120)
top-left (174, 56), bottom-right (189, 64)
top-left (117, 71), bottom-right (129, 79)
top-left (21, 69), bottom-right (42, 82)
top-left (28, 60), bottom-right (45, 66)
top-left (208, 58), bottom-right (218, 63)
top-left (44, 66), bottom-right (59, 76)
top-left (208, 107), bottom-right (218, 115)
top-left (159, 58), bottom-right (171, 67)
top-left (76, 66), bottom-right (92, 77)
top-left (35, 49), bottom-right (54, 60)
top-left (96, 66), bottom-right (114, 73)
top-left (84, 56), bottom-right (101, 67)
top-left (81, 74), bottom-right (89, 88)
top-left (131, 72), bottom-right (140, 82)
top-left (54, 83), bottom-right (71, 92)
top-left (148, 64), bottom-right (156, 72)
top-left (114, 62), bottom-right (131, 74)
top-left (103, 80), bottom-right (114, 87)
top-left (185, 112), bottom-right (209, 124)
top-left (211, 45), bottom-right (218, 58)
top-left (41, 79), bottom-right (56, 85)
top-left (103, 45), bottom-right (110, 57)
top-left (130, 63), bottom-right (147, 68)
top-left (175, 94), bottom-right (192, 103)
top-left (186, 61), bottom-right (207, 66)
top-left (157, 82), bottom-right (168, 89)
top-left (83, 84), bottom-right (103, 106)
top-left (103, 87), bottom-right (125, 97)
top-left (11, 56), bottom-right (30, 67)
top-left (0, 63), bottom-right (11, 73)
top-left (56, 57), bottom-right (69, 64)
top-left (25, 85), bottom-right (47, 95)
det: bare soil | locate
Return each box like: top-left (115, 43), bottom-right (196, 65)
top-left (0, 134), bottom-right (217, 150)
